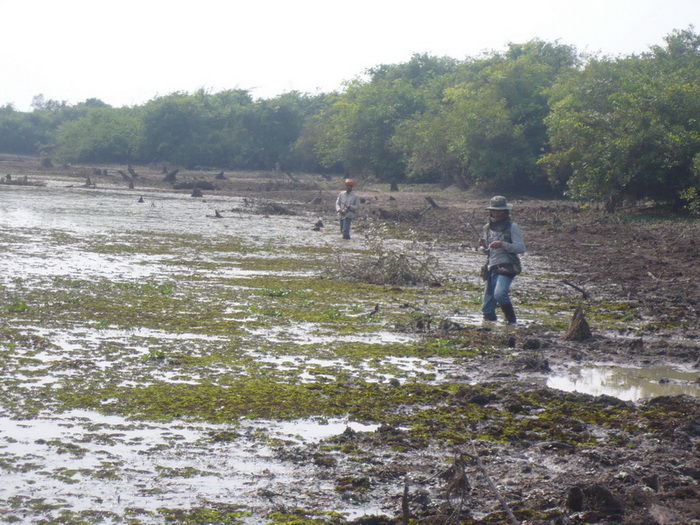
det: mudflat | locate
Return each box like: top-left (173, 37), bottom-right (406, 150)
top-left (0, 156), bottom-right (698, 524)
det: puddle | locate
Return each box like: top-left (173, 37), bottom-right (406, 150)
top-left (1, 183), bottom-right (332, 286)
top-left (540, 364), bottom-right (700, 402)
top-left (0, 410), bottom-right (381, 522)
top-left (258, 354), bottom-right (438, 384)
top-left (2, 178), bottom-right (697, 521)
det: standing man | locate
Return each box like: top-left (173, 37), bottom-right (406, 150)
top-left (478, 196), bottom-right (526, 325)
top-left (336, 179), bottom-right (361, 240)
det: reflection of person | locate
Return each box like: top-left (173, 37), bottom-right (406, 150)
top-left (336, 179), bottom-right (361, 240)
top-left (478, 196), bottom-right (526, 325)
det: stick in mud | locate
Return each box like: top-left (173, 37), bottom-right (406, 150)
top-left (562, 279), bottom-right (589, 299)
top-left (465, 449), bottom-right (520, 525)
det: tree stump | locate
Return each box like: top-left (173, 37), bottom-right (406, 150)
top-left (425, 196), bottom-right (440, 208)
top-left (564, 307), bottom-right (592, 340)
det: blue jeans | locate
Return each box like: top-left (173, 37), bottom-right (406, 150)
top-left (339, 217), bottom-right (352, 238)
top-left (482, 270), bottom-right (514, 320)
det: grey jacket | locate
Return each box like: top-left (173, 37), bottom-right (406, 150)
top-left (481, 222), bottom-right (526, 268)
top-left (336, 190), bottom-right (361, 218)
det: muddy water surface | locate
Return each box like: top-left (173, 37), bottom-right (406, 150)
top-left (1, 180), bottom-right (698, 523)
top-left (1, 182), bottom-right (432, 522)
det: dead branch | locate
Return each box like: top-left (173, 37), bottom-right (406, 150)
top-left (283, 171), bottom-right (300, 183)
top-left (402, 478), bottom-right (410, 525)
top-left (466, 451), bottom-right (519, 525)
top-left (562, 279), bottom-right (589, 299)
top-left (425, 196), bottom-right (440, 208)
top-left (444, 453), bottom-right (470, 516)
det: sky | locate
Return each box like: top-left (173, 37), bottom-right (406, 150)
top-left (1, 0), bottom-right (698, 112)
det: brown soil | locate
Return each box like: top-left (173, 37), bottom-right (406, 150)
top-left (3, 156), bottom-right (699, 524)
top-left (276, 179), bottom-right (700, 524)
top-left (198, 173), bottom-right (700, 525)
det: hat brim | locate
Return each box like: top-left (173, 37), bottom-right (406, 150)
top-left (486, 205), bottom-right (512, 210)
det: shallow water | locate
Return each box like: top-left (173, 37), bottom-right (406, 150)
top-left (1, 180), bottom-right (446, 520)
top-left (0, 410), bottom-right (380, 521)
top-left (543, 363), bottom-right (700, 402)
top-left (2, 179), bottom-right (698, 522)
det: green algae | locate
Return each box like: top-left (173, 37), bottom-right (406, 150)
top-left (157, 503), bottom-right (251, 524)
top-left (264, 509), bottom-right (347, 524)
top-left (2, 193), bottom-right (692, 524)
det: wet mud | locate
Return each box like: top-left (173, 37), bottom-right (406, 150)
top-left (0, 156), bottom-right (698, 524)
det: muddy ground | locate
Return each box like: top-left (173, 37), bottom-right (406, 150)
top-left (1, 156), bottom-right (699, 524)
top-left (234, 169), bottom-right (700, 524)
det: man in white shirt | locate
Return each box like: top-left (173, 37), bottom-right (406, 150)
top-left (336, 179), bottom-right (361, 240)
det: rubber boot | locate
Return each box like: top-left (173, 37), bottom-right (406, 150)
top-left (500, 303), bottom-right (517, 325)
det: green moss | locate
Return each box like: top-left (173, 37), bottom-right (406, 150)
top-left (264, 508), bottom-right (346, 524)
top-left (158, 503), bottom-right (251, 523)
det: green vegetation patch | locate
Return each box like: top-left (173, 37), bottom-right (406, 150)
top-left (158, 503), bottom-right (251, 523)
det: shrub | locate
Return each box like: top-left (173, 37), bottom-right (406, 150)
top-left (327, 222), bottom-right (442, 286)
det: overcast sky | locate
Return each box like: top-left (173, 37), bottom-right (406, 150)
top-left (1, 0), bottom-right (698, 111)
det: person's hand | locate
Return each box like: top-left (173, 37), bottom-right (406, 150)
top-left (489, 240), bottom-right (503, 249)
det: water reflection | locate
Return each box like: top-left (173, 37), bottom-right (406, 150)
top-left (546, 364), bottom-right (700, 402)
top-left (0, 410), bottom-right (380, 519)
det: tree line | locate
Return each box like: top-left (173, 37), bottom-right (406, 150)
top-left (1, 27), bottom-right (698, 210)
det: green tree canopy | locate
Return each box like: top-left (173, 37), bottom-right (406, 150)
top-left (306, 54), bottom-right (457, 182)
top-left (2, 29), bottom-right (699, 213)
top-left (540, 27), bottom-right (700, 208)
top-left (54, 108), bottom-right (144, 163)
top-left (396, 40), bottom-right (578, 190)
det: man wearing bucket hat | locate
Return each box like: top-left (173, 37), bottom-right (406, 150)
top-left (478, 195), bottom-right (526, 325)
top-left (336, 179), bottom-right (361, 240)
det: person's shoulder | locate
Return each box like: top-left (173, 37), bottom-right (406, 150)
top-left (509, 222), bottom-right (524, 234)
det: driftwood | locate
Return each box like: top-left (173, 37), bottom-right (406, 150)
top-left (564, 307), bottom-right (592, 341)
top-left (283, 171), bottom-right (300, 183)
top-left (425, 196), bottom-right (440, 208)
top-left (562, 279), bottom-right (589, 299)
top-left (260, 203), bottom-right (296, 216)
top-left (402, 479), bottom-right (410, 525)
top-left (445, 454), bottom-right (471, 507)
top-left (309, 190), bottom-right (324, 205)
top-left (419, 196), bottom-right (441, 216)
top-left (466, 452), bottom-right (519, 525)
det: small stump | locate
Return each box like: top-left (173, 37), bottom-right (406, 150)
top-left (564, 307), bottom-right (592, 341)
